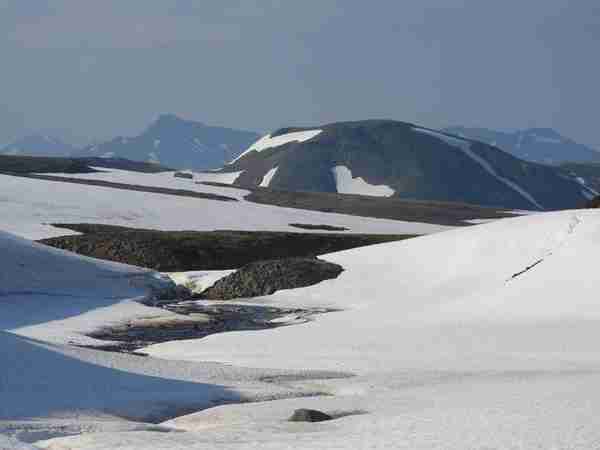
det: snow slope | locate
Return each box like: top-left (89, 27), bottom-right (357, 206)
top-left (0, 232), bottom-right (353, 444)
top-left (37, 209), bottom-right (600, 449)
top-left (0, 230), bottom-right (178, 345)
top-left (0, 172), bottom-right (448, 240)
top-left (332, 165), bottom-right (395, 197)
top-left (414, 127), bottom-right (544, 209)
top-left (146, 210), bottom-right (600, 371)
top-left (229, 129), bottom-right (322, 164)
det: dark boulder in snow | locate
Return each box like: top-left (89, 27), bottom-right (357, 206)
top-left (174, 171), bottom-right (194, 179)
top-left (289, 408), bottom-right (333, 423)
top-left (199, 257), bottom-right (343, 300)
top-left (585, 196), bottom-right (600, 208)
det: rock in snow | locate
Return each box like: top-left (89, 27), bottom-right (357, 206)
top-left (288, 408), bottom-right (333, 423)
top-left (200, 257), bottom-right (343, 300)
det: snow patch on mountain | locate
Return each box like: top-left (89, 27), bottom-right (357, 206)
top-left (414, 127), bottom-right (544, 210)
top-left (259, 167), bottom-right (278, 187)
top-left (230, 129), bottom-right (322, 164)
top-left (332, 166), bottom-right (395, 197)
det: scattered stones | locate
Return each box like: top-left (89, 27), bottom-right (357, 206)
top-left (289, 409), bottom-right (333, 423)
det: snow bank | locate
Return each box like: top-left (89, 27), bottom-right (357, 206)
top-left (15, 209), bottom-right (600, 449)
top-left (146, 210), bottom-right (600, 373)
top-left (0, 229), bottom-right (352, 442)
top-left (230, 129), bottom-right (322, 164)
top-left (331, 166), bottom-right (395, 197)
top-left (0, 230), bottom-right (177, 344)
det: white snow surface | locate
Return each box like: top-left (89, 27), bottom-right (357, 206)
top-left (31, 209), bottom-right (600, 449)
top-left (1, 171), bottom-right (447, 239)
top-left (167, 270), bottom-right (235, 294)
top-left (145, 210), bottom-right (600, 372)
top-left (229, 129), bottom-right (322, 164)
top-left (195, 170), bottom-right (245, 185)
top-left (332, 165), bottom-right (395, 197)
top-left (0, 232), bottom-right (353, 442)
top-left (414, 127), bottom-right (544, 210)
top-left (259, 167), bottom-right (278, 187)
top-left (0, 230), bottom-right (176, 345)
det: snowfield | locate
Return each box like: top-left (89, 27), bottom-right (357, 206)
top-left (4, 167), bottom-right (600, 449)
top-left (0, 232), bottom-right (357, 445)
top-left (3, 209), bottom-right (600, 449)
top-left (0, 171), bottom-right (448, 240)
top-left (332, 165), bottom-right (395, 197)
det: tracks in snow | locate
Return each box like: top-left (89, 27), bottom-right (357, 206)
top-left (507, 213), bottom-right (582, 282)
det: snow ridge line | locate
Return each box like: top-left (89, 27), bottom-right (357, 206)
top-left (506, 214), bottom-right (582, 282)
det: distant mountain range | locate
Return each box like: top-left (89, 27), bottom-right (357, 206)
top-left (220, 120), bottom-right (594, 211)
top-left (1, 135), bottom-right (76, 158)
top-left (445, 127), bottom-right (600, 165)
top-left (1, 115), bottom-right (260, 171)
top-left (75, 114), bottom-right (260, 170)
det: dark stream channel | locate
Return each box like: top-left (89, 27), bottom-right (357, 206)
top-left (81, 301), bottom-right (338, 354)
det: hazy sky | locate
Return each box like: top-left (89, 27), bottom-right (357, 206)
top-left (1, 0), bottom-right (599, 147)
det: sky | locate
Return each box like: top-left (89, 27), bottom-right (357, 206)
top-left (1, 0), bottom-right (599, 148)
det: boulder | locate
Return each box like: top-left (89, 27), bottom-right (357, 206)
top-left (289, 408), bottom-right (333, 423)
top-left (199, 257), bottom-right (343, 300)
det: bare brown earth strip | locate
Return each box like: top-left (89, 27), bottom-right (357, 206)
top-left (5, 173), bottom-right (237, 202)
top-left (0, 154), bottom-right (171, 173)
top-left (200, 182), bottom-right (517, 226)
top-left (245, 187), bottom-right (517, 226)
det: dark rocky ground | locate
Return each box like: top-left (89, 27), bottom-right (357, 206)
top-left (200, 257), bottom-right (343, 300)
top-left (586, 196), bottom-right (600, 208)
top-left (244, 186), bottom-right (517, 226)
top-left (40, 224), bottom-right (412, 271)
top-left (289, 223), bottom-right (349, 231)
top-left (0, 154), bottom-right (170, 174)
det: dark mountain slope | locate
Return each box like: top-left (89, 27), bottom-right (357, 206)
top-left (0, 155), bottom-right (170, 174)
top-left (222, 120), bottom-right (589, 211)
